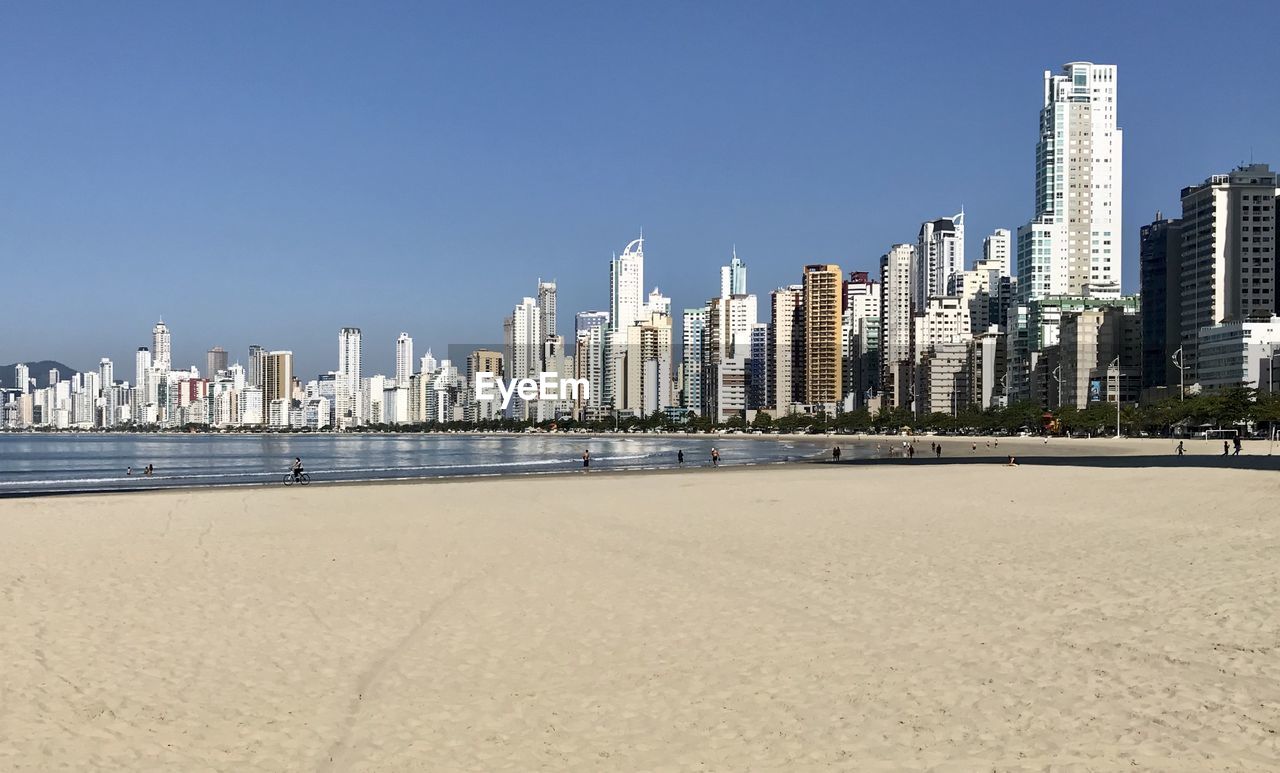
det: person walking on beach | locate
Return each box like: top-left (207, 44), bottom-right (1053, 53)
top-left (1223, 440), bottom-right (1230, 456)
top-left (711, 447), bottom-right (720, 467)
top-left (907, 444), bottom-right (915, 459)
top-left (1233, 436), bottom-right (1242, 456)
top-left (582, 449), bottom-right (590, 470)
top-left (971, 441), bottom-right (977, 453)
top-left (935, 444), bottom-right (942, 459)
top-left (677, 449), bottom-right (684, 465)
top-left (832, 446), bottom-right (841, 461)
top-left (1176, 441), bottom-right (1185, 457)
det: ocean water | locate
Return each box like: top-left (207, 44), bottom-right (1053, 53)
top-left (0, 433), bottom-right (843, 496)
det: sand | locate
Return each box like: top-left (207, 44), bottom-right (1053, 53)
top-left (2, 458), bottom-right (1279, 770)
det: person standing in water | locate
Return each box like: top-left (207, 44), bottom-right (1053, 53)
top-left (711, 448), bottom-right (720, 467)
top-left (582, 449), bottom-right (590, 470)
top-left (832, 446), bottom-right (841, 461)
top-left (677, 449), bottom-right (684, 465)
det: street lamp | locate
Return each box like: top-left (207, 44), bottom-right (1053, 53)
top-left (1109, 356), bottom-right (1121, 439)
top-left (1051, 365), bottom-right (1062, 410)
top-left (1171, 347), bottom-right (1185, 401)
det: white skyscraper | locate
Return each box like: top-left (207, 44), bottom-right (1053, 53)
top-left (152, 320), bottom-right (172, 371)
top-left (14, 363), bottom-right (30, 394)
top-left (395, 332), bottom-right (413, 386)
top-left (915, 213), bottom-right (964, 308)
top-left (507, 297), bottom-right (542, 381)
top-left (98, 358), bottom-right (113, 395)
top-left (1017, 62), bottom-right (1122, 302)
top-left (609, 236), bottom-right (645, 331)
top-left (337, 328), bottom-right (362, 427)
top-left (880, 243), bottom-right (915, 408)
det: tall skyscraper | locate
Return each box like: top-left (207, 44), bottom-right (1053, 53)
top-left (395, 332), bottom-right (413, 385)
top-left (1017, 62), bottom-right (1122, 303)
top-left (538, 279), bottom-right (557, 343)
top-left (14, 363), bottom-right (29, 394)
top-left (506, 297), bottom-right (542, 382)
top-left (880, 244), bottom-right (915, 408)
top-left (803, 264), bottom-right (843, 405)
top-left (1178, 164), bottom-right (1280, 380)
top-left (247, 345), bottom-right (265, 389)
top-left (206, 346), bottom-right (228, 378)
top-left (721, 249), bottom-right (747, 298)
top-left (915, 213), bottom-right (964, 307)
top-left (152, 320), bottom-right (172, 371)
top-left (609, 236), bottom-right (645, 331)
top-left (337, 328), bottom-right (362, 427)
top-left (768, 285), bottom-right (804, 412)
top-left (263, 351), bottom-right (294, 410)
top-left (1140, 213), bottom-right (1183, 392)
top-left (97, 358), bottom-right (113, 395)
top-left (681, 307), bottom-right (707, 412)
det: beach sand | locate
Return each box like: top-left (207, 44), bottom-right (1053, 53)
top-left (2, 458), bottom-right (1278, 770)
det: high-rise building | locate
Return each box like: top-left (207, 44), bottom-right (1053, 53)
top-left (14, 363), bottom-right (29, 394)
top-left (1016, 62), bottom-right (1122, 303)
top-left (1139, 213), bottom-right (1183, 392)
top-left (152, 320), bottom-right (172, 371)
top-left (247, 345), bottom-right (265, 389)
top-left (880, 244), bottom-right (915, 408)
top-left (97, 358), bottom-right (113, 394)
top-left (915, 213), bottom-right (964, 307)
top-left (506, 297), bottom-right (541, 382)
top-left (609, 236), bottom-right (645, 331)
top-left (1178, 164), bottom-right (1280, 382)
top-left (768, 285), bottom-right (804, 412)
top-left (982, 229), bottom-right (1012, 276)
top-left (721, 249), bottom-right (747, 298)
top-left (395, 332), bottom-right (413, 385)
top-left (263, 351), bottom-right (294, 412)
top-left (538, 280), bottom-right (557, 368)
top-left (337, 328), bottom-right (362, 427)
top-left (681, 307), bottom-right (707, 413)
top-left (803, 264), bottom-right (842, 406)
top-left (205, 346), bottom-right (228, 378)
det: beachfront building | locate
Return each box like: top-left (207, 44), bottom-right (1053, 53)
top-left (681, 307), bottom-right (707, 414)
top-left (1177, 164), bottom-right (1280, 384)
top-left (1140, 213), bottom-right (1184, 395)
top-left (1057, 306), bottom-right (1141, 408)
top-left (767, 285), bottom-right (803, 413)
top-left (337, 328), bottom-right (362, 428)
top-left (1195, 318), bottom-right (1280, 394)
top-left (263, 351), bottom-right (294, 421)
top-left (879, 244), bottom-right (914, 410)
top-left (803, 264), bottom-right (842, 408)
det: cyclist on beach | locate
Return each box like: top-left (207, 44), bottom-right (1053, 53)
top-left (291, 457), bottom-right (304, 481)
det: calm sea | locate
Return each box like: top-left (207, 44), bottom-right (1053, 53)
top-left (0, 433), bottom-right (842, 496)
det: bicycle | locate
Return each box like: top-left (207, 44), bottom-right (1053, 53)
top-left (283, 471), bottom-right (311, 486)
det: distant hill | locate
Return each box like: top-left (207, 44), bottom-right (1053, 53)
top-left (0, 361), bottom-right (80, 390)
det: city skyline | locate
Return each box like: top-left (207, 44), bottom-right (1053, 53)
top-left (3, 5), bottom-right (1279, 378)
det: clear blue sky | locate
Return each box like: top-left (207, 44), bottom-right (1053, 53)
top-left (2, 1), bottom-right (1276, 378)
